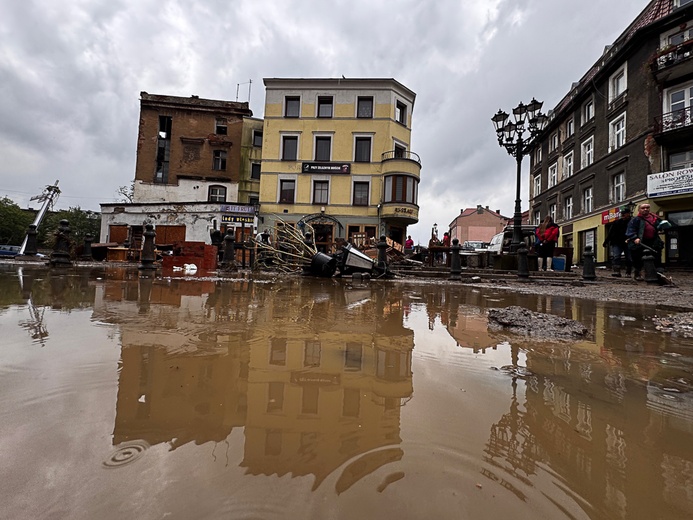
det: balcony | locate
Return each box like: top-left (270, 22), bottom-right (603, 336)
top-left (381, 150), bottom-right (422, 178)
top-left (651, 38), bottom-right (693, 83)
top-left (654, 107), bottom-right (693, 145)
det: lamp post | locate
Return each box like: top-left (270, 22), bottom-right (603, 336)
top-left (492, 99), bottom-right (548, 252)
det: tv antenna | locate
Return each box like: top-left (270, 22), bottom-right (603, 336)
top-left (236, 79), bottom-right (252, 104)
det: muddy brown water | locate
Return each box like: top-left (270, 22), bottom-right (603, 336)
top-left (1, 265), bottom-right (692, 519)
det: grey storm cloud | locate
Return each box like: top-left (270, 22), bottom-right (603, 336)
top-left (0, 0), bottom-right (648, 244)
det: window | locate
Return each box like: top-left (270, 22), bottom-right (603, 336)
top-left (549, 203), bottom-right (557, 221)
top-left (675, 0), bottom-right (693, 8)
top-left (564, 196), bottom-right (573, 220)
top-left (314, 136), bottom-right (331, 161)
top-left (395, 101), bottom-right (407, 125)
top-left (581, 137), bottom-right (594, 168)
top-left (267, 383), bottom-right (284, 412)
top-left (279, 180), bottom-right (295, 203)
top-left (285, 96), bottom-right (300, 117)
top-left (610, 114), bottom-right (626, 151)
top-left (666, 84), bottom-right (693, 127)
top-left (253, 130), bottom-right (263, 147)
top-left (251, 163), bottom-right (261, 180)
top-left (313, 180), bottom-right (329, 204)
top-left (583, 187), bottom-right (593, 213)
top-left (548, 163), bottom-right (558, 188)
top-left (384, 175), bottom-right (418, 204)
top-left (533, 174), bottom-right (541, 197)
top-left (249, 195), bottom-right (259, 206)
top-left (357, 96), bottom-right (373, 118)
top-left (342, 389), bottom-right (360, 417)
top-left (564, 152), bottom-right (574, 178)
top-left (534, 146), bottom-right (542, 164)
top-left (302, 386), bottom-right (319, 414)
top-left (317, 96), bottom-right (333, 118)
top-left (549, 132), bottom-right (559, 152)
top-left (213, 150), bottom-right (227, 170)
top-left (670, 150), bottom-right (693, 170)
top-left (281, 135), bottom-right (298, 160)
top-left (354, 137), bottom-right (372, 162)
top-left (609, 66), bottom-right (627, 102)
top-left (533, 210), bottom-right (541, 226)
top-left (270, 338), bottom-right (287, 365)
top-left (304, 340), bottom-right (321, 367)
top-left (566, 118), bottom-right (574, 138)
top-left (345, 342), bottom-right (363, 371)
top-left (208, 185), bottom-right (227, 202)
top-left (582, 100), bottom-right (594, 125)
top-left (612, 173), bottom-right (626, 203)
top-left (155, 115), bottom-right (172, 183)
top-left (394, 144), bottom-right (406, 158)
top-left (353, 181), bottom-right (369, 206)
top-left (215, 118), bottom-right (227, 135)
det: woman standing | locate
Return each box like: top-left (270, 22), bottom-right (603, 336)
top-left (535, 216), bottom-right (560, 271)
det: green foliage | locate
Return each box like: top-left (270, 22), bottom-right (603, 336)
top-left (40, 207), bottom-right (101, 247)
top-left (0, 197), bottom-right (33, 245)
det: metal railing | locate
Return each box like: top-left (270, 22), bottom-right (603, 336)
top-left (381, 150), bottom-right (421, 164)
top-left (654, 106), bottom-right (693, 134)
top-left (652, 38), bottom-right (693, 71)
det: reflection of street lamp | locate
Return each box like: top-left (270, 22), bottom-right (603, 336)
top-left (492, 99), bottom-right (548, 252)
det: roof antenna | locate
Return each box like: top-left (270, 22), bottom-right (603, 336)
top-left (236, 79), bottom-right (252, 104)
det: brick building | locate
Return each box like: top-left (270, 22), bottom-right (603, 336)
top-left (448, 205), bottom-right (509, 244)
top-left (530, 0), bottom-right (693, 266)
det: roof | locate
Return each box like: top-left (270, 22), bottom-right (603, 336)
top-left (262, 77), bottom-right (416, 102)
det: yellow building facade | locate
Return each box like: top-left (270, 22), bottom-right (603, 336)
top-left (259, 78), bottom-right (421, 251)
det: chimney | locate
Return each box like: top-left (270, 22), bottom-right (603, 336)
top-left (485, 206), bottom-right (489, 210)
top-left (476, 205), bottom-right (483, 214)
top-left (496, 209), bottom-right (500, 214)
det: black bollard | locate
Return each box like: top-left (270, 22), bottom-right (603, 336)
top-left (221, 231), bottom-right (237, 270)
top-left (50, 219), bottom-right (73, 267)
top-left (138, 224), bottom-right (157, 270)
top-left (642, 251), bottom-right (659, 284)
top-left (517, 243), bottom-right (530, 279)
top-left (450, 238), bottom-right (462, 280)
top-left (81, 234), bottom-right (94, 261)
top-left (24, 224), bottom-right (38, 256)
top-left (137, 274), bottom-right (154, 314)
top-left (582, 245), bottom-right (596, 281)
top-left (377, 235), bottom-right (388, 268)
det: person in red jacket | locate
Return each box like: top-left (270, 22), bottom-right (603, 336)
top-left (535, 216), bottom-right (560, 271)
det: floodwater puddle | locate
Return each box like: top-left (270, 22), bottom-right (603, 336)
top-left (0, 265), bottom-right (692, 519)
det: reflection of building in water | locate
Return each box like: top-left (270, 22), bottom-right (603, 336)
top-left (96, 276), bottom-right (413, 491)
top-left (484, 305), bottom-right (693, 519)
top-left (241, 282), bottom-right (413, 491)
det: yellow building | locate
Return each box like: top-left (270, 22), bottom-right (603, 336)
top-left (259, 78), bottom-right (421, 251)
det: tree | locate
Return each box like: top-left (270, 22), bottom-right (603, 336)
top-left (116, 182), bottom-right (134, 203)
top-left (40, 207), bottom-right (102, 247)
top-left (0, 197), bottom-right (33, 245)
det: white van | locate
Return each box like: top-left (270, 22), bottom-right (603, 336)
top-left (487, 226), bottom-right (537, 254)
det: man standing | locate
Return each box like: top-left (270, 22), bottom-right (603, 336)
top-left (626, 203), bottom-right (663, 281)
top-left (603, 208), bottom-right (632, 277)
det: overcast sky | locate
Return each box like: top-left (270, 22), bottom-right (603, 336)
top-left (0, 0), bottom-right (650, 244)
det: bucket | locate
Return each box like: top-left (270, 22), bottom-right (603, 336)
top-left (552, 256), bottom-right (566, 272)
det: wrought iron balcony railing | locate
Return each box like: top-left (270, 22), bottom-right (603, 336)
top-left (654, 106), bottom-right (693, 134)
top-left (651, 38), bottom-right (693, 71)
top-left (381, 150), bottom-right (421, 164)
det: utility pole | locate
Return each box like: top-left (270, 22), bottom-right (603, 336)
top-left (19, 180), bottom-right (61, 254)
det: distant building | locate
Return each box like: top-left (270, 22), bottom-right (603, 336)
top-left (100, 93), bottom-right (260, 246)
top-left (448, 205), bottom-right (508, 244)
top-left (530, 0), bottom-right (693, 266)
top-left (258, 78), bottom-right (421, 251)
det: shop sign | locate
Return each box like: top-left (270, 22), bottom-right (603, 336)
top-left (601, 208), bottom-right (621, 225)
top-left (220, 204), bottom-right (256, 214)
top-left (290, 372), bottom-right (340, 385)
top-left (302, 162), bottom-right (351, 174)
top-left (394, 207), bottom-right (415, 215)
top-left (647, 167), bottom-right (693, 198)
top-left (221, 215), bottom-right (254, 224)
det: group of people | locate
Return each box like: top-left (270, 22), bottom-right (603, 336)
top-left (534, 202), bottom-right (665, 279)
top-left (604, 203), bottom-right (665, 280)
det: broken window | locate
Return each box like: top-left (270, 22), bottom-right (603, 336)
top-left (215, 118), bottom-right (227, 135)
top-left (155, 116), bottom-right (172, 183)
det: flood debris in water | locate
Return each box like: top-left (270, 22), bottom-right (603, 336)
top-left (653, 312), bottom-right (693, 337)
top-left (487, 306), bottom-right (590, 339)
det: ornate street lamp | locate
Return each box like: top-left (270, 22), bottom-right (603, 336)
top-left (492, 99), bottom-right (548, 253)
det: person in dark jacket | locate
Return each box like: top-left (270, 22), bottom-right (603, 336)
top-left (535, 216), bottom-right (560, 271)
top-left (603, 207), bottom-right (632, 277)
top-left (626, 203), bottom-right (663, 281)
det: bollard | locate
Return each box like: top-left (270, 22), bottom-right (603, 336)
top-left (450, 238), bottom-right (461, 280)
top-left (138, 224), bottom-right (157, 270)
top-left (81, 234), bottom-right (94, 261)
top-left (24, 224), bottom-right (38, 256)
top-left (517, 243), bottom-right (530, 279)
top-left (377, 235), bottom-right (388, 268)
top-left (582, 245), bottom-right (596, 281)
top-left (221, 231), bottom-right (237, 270)
top-left (642, 251), bottom-right (659, 284)
top-left (50, 219), bottom-right (73, 267)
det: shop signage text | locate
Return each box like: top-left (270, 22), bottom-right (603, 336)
top-left (647, 167), bottom-right (693, 198)
top-left (220, 204), bottom-right (256, 214)
top-left (302, 162), bottom-right (351, 174)
top-left (222, 215), bottom-right (254, 224)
